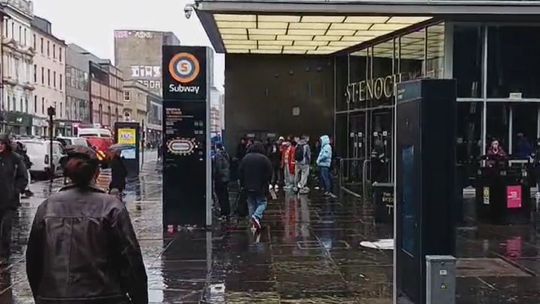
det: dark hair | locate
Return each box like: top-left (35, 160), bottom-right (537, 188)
top-left (65, 158), bottom-right (99, 186)
top-left (248, 141), bottom-right (266, 154)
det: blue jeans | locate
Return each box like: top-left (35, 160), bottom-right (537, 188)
top-left (319, 166), bottom-right (332, 193)
top-left (247, 193), bottom-right (268, 220)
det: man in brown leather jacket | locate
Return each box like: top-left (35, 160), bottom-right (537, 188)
top-left (26, 146), bottom-right (148, 304)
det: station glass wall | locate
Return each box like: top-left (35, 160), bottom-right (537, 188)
top-left (336, 21), bottom-right (540, 188)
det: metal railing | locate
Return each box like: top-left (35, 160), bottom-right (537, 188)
top-left (338, 157), bottom-right (371, 198)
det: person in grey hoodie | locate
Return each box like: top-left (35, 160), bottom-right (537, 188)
top-left (295, 135), bottom-right (311, 194)
top-left (316, 135), bottom-right (336, 198)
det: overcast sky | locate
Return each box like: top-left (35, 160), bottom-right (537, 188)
top-left (33, 0), bottom-right (225, 88)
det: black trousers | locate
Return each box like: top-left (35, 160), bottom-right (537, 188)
top-left (215, 181), bottom-right (230, 217)
top-left (0, 210), bottom-right (14, 259)
top-left (271, 164), bottom-right (282, 186)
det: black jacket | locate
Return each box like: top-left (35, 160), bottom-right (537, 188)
top-left (212, 150), bottom-right (230, 183)
top-left (110, 156), bottom-right (128, 190)
top-left (0, 151), bottom-right (28, 210)
top-left (267, 143), bottom-right (282, 167)
top-left (239, 151), bottom-right (273, 195)
top-left (26, 185), bottom-right (148, 304)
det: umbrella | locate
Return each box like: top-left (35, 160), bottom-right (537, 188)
top-left (108, 144), bottom-right (135, 152)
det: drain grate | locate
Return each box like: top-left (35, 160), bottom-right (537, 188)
top-left (457, 258), bottom-right (531, 278)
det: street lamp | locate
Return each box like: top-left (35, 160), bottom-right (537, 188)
top-left (47, 106), bottom-right (56, 183)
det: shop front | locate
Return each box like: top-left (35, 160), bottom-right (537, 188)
top-left (4, 111), bottom-right (33, 136)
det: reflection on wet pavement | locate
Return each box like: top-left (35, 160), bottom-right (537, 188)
top-left (1, 155), bottom-right (540, 303)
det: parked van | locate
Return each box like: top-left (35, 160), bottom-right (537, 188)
top-left (19, 139), bottom-right (65, 178)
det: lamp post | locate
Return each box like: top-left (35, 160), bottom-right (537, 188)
top-left (47, 106), bottom-right (56, 184)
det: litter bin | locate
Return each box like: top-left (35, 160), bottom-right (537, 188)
top-left (373, 182), bottom-right (394, 223)
top-left (476, 159), bottom-right (531, 225)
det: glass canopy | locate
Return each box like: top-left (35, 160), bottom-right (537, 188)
top-left (214, 14), bottom-right (431, 54)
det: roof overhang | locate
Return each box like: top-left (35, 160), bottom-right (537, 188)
top-left (196, 0), bottom-right (540, 54)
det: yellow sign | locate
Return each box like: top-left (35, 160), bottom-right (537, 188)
top-left (483, 187), bottom-right (490, 205)
top-left (118, 128), bottom-right (136, 145)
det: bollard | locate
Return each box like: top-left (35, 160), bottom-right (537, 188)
top-left (426, 255), bottom-right (456, 304)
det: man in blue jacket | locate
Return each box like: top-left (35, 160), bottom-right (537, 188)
top-left (316, 135), bottom-right (336, 198)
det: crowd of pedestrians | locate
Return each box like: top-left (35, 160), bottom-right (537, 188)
top-left (211, 134), bottom-right (337, 233)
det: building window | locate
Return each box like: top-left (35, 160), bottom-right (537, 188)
top-left (124, 91), bottom-right (130, 101)
top-left (454, 25), bottom-right (483, 98)
top-left (34, 96), bottom-right (37, 113)
top-left (487, 26), bottom-right (540, 98)
top-left (33, 64), bottom-right (37, 82)
top-left (18, 26), bottom-right (21, 43)
top-left (42, 97), bottom-right (45, 114)
top-left (99, 104), bottom-right (103, 124)
top-left (47, 41), bottom-right (50, 57)
top-left (11, 22), bottom-right (14, 40)
top-left (41, 67), bottom-right (44, 84)
top-left (59, 47), bottom-right (63, 62)
top-left (53, 44), bottom-right (56, 59)
top-left (40, 38), bottom-right (44, 53)
top-left (4, 21), bottom-right (7, 37)
top-left (25, 98), bottom-right (28, 113)
top-left (53, 71), bottom-right (56, 88)
top-left (18, 98), bottom-right (22, 112)
top-left (24, 28), bottom-right (26, 46)
top-left (7, 97), bottom-right (10, 111)
top-left (33, 34), bottom-right (36, 49)
top-left (47, 69), bottom-right (51, 86)
top-left (60, 74), bottom-right (63, 91)
top-left (60, 102), bottom-right (63, 118)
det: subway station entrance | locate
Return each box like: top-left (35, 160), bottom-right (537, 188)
top-left (193, 1), bottom-right (540, 303)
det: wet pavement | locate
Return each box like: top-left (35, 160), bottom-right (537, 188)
top-left (1, 153), bottom-right (540, 303)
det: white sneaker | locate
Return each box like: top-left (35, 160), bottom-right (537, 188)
top-left (274, 185), bottom-right (280, 190)
top-left (269, 185), bottom-right (273, 190)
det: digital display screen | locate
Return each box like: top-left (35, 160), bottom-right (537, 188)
top-left (121, 148), bottom-right (136, 160)
top-left (402, 145), bottom-right (416, 256)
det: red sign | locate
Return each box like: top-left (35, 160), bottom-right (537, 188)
top-left (506, 185), bottom-right (522, 209)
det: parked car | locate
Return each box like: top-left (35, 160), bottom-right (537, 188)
top-left (19, 139), bottom-right (66, 179)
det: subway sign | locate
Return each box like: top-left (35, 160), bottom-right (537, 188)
top-left (162, 46), bottom-right (207, 101)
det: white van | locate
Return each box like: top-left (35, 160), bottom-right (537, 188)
top-left (19, 139), bottom-right (66, 178)
top-left (77, 128), bottom-right (112, 138)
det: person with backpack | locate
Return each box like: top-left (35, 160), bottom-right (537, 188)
top-left (295, 135), bottom-right (311, 194)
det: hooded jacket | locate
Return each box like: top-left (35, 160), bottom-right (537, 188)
top-left (239, 143), bottom-right (273, 195)
top-left (26, 185), bottom-right (148, 304)
top-left (0, 134), bottom-right (28, 210)
top-left (316, 135), bottom-right (332, 168)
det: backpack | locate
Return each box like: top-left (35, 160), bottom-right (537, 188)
top-left (295, 144), bottom-right (305, 162)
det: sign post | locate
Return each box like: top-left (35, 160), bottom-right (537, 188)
top-left (162, 46), bottom-right (212, 228)
top-left (47, 106), bottom-right (56, 184)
